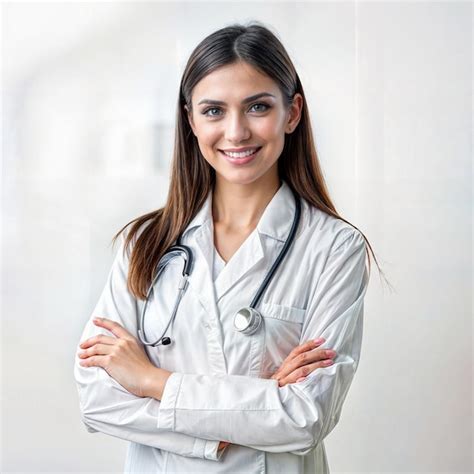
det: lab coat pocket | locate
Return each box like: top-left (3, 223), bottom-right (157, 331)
top-left (258, 302), bottom-right (305, 379)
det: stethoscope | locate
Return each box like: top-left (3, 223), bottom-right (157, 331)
top-left (138, 187), bottom-right (301, 347)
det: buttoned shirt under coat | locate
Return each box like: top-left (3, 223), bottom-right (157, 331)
top-left (74, 180), bottom-right (370, 473)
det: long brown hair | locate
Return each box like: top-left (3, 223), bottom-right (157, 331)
top-left (113, 21), bottom-right (390, 299)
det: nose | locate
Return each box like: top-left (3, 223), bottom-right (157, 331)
top-left (224, 112), bottom-right (250, 143)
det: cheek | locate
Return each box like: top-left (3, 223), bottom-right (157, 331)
top-left (194, 122), bottom-right (221, 147)
top-left (254, 117), bottom-right (286, 142)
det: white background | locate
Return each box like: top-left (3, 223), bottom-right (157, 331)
top-left (2, 1), bottom-right (472, 472)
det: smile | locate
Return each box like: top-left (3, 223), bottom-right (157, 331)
top-left (219, 147), bottom-right (262, 165)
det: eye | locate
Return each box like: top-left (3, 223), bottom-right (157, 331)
top-left (202, 107), bottom-right (222, 117)
top-left (249, 103), bottom-right (270, 113)
top-left (201, 102), bottom-right (271, 118)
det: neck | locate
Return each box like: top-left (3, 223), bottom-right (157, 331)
top-left (212, 171), bottom-right (281, 232)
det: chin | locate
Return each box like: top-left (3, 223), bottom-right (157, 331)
top-left (215, 166), bottom-right (276, 186)
top-left (217, 173), bottom-right (258, 186)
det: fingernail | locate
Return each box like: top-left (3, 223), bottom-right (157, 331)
top-left (314, 338), bottom-right (325, 344)
top-left (93, 317), bottom-right (101, 322)
top-left (296, 377), bottom-right (306, 382)
top-left (324, 360), bottom-right (334, 366)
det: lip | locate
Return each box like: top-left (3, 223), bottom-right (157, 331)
top-left (220, 146), bottom-right (261, 153)
top-left (219, 146), bottom-right (262, 165)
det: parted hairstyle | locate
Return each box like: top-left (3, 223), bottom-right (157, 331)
top-left (113, 21), bottom-right (389, 299)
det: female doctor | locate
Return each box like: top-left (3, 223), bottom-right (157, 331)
top-left (74, 22), bottom-right (381, 473)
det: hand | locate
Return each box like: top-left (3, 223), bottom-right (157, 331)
top-left (218, 441), bottom-right (230, 451)
top-left (270, 337), bottom-right (336, 387)
top-left (77, 317), bottom-right (170, 398)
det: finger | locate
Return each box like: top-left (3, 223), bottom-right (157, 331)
top-left (287, 338), bottom-right (325, 361)
top-left (271, 370), bottom-right (283, 383)
top-left (277, 347), bottom-right (336, 381)
top-left (272, 340), bottom-right (327, 380)
top-left (276, 348), bottom-right (335, 381)
top-left (78, 343), bottom-right (113, 359)
top-left (80, 334), bottom-right (117, 349)
top-left (79, 355), bottom-right (109, 368)
top-left (92, 317), bottom-right (131, 339)
top-left (278, 359), bottom-right (335, 387)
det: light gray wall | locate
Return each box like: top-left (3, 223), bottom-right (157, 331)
top-left (2, 1), bottom-right (472, 472)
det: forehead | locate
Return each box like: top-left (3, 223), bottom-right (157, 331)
top-left (191, 62), bottom-right (281, 103)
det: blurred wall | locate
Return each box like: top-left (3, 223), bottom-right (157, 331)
top-left (2, 1), bottom-right (472, 472)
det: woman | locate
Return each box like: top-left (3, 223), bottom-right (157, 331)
top-left (74, 22), bottom-right (383, 473)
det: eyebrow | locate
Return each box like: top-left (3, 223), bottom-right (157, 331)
top-left (197, 92), bottom-right (276, 106)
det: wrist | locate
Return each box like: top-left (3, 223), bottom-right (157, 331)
top-left (144, 367), bottom-right (172, 400)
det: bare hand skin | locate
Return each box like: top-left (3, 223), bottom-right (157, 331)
top-left (270, 337), bottom-right (336, 386)
top-left (218, 440), bottom-right (231, 451)
top-left (77, 317), bottom-right (171, 399)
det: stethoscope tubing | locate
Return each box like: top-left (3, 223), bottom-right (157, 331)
top-left (249, 189), bottom-right (301, 309)
top-left (138, 247), bottom-right (192, 346)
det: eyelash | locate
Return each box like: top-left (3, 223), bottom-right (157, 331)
top-left (201, 103), bottom-right (271, 118)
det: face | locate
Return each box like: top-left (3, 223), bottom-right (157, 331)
top-left (186, 61), bottom-right (302, 187)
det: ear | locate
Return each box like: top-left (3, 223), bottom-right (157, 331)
top-left (184, 104), bottom-right (197, 136)
top-left (285, 93), bottom-right (303, 134)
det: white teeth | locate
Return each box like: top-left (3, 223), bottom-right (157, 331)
top-left (223, 148), bottom-right (258, 158)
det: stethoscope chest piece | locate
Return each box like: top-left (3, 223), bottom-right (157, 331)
top-left (233, 307), bottom-right (263, 335)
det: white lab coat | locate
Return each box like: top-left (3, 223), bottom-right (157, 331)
top-left (74, 180), bottom-right (369, 473)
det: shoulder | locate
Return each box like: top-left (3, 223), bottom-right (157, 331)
top-left (300, 198), bottom-right (366, 257)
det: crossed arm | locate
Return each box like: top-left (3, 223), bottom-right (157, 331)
top-left (74, 229), bottom-right (368, 458)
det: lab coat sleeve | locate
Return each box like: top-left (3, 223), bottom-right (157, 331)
top-left (156, 228), bottom-right (369, 455)
top-left (73, 234), bottom-right (224, 461)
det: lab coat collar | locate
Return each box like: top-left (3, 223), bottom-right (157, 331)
top-left (181, 179), bottom-right (296, 243)
top-left (182, 179), bottom-right (298, 336)
top-left (256, 180), bottom-right (296, 243)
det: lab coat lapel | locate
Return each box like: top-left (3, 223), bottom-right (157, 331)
top-left (183, 179), bottom-right (296, 316)
top-left (214, 230), bottom-right (264, 303)
top-left (178, 192), bottom-right (219, 324)
top-left (190, 220), bottom-right (228, 374)
top-left (192, 220), bottom-right (220, 322)
top-left (214, 180), bottom-right (295, 303)
top-left (180, 194), bottom-right (227, 373)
